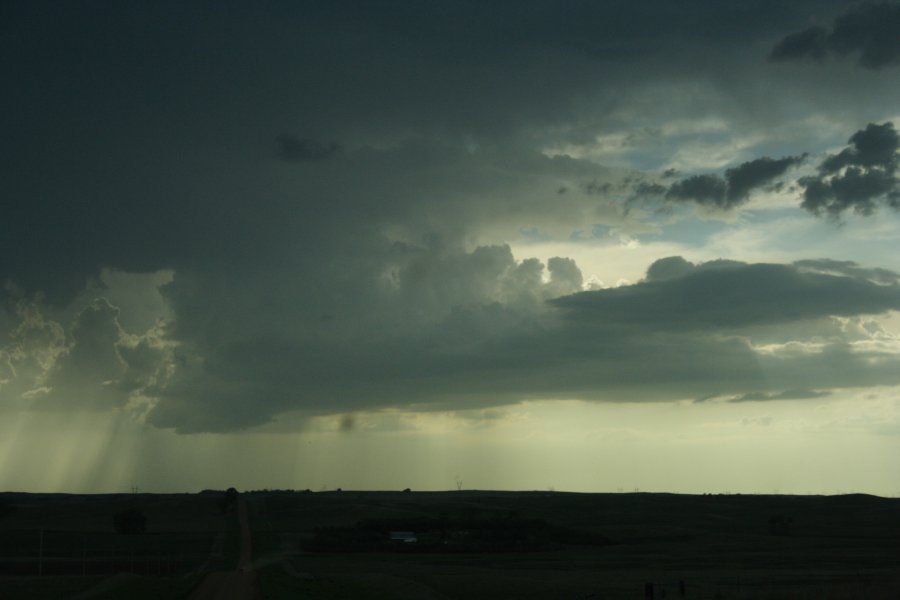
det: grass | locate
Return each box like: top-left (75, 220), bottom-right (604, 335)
top-left (3, 491), bottom-right (900, 599)
top-left (0, 575), bottom-right (105, 599)
top-left (0, 492), bottom-right (235, 598)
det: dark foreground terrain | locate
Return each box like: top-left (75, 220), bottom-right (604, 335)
top-left (0, 490), bottom-right (898, 599)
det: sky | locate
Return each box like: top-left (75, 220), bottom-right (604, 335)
top-left (2, 0), bottom-right (900, 495)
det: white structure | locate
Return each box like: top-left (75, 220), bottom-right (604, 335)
top-left (389, 531), bottom-right (417, 543)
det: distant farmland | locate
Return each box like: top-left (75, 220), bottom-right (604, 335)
top-left (1, 490), bottom-right (899, 599)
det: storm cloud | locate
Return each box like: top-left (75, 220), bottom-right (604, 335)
top-left (730, 389), bottom-right (832, 402)
top-left (275, 135), bottom-right (341, 162)
top-left (552, 257), bottom-right (900, 330)
top-left (770, 2), bottom-right (900, 69)
top-left (799, 122), bottom-right (900, 216)
top-left (664, 155), bottom-right (804, 209)
top-left (145, 255), bottom-right (900, 431)
top-left (6, 249), bottom-right (899, 433)
top-left (2, 0), bottom-right (900, 438)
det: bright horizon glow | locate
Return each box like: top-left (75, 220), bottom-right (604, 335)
top-left (2, 393), bottom-right (898, 497)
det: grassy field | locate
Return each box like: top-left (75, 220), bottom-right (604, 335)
top-left (2, 490), bottom-right (899, 599)
top-left (247, 491), bottom-right (900, 599)
top-left (0, 491), bottom-right (234, 598)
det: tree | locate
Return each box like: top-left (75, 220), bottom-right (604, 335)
top-left (218, 488), bottom-right (239, 513)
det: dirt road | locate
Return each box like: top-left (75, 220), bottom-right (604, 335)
top-left (189, 496), bottom-right (259, 600)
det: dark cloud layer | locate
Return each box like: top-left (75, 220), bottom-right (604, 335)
top-left (552, 258), bottom-right (900, 330)
top-left (800, 122), bottom-right (899, 216)
top-left (793, 258), bottom-right (900, 284)
top-left (275, 135), bottom-right (341, 162)
top-left (730, 389), bottom-right (832, 402)
top-left (0, 0), bottom-right (879, 304)
top-left (2, 1), bottom-right (899, 433)
top-left (3, 250), bottom-right (899, 433)
top-left (150, 255), bottom-right (900, 431)
top-left (666, 174), bottom-right (729, 208)
top-left (770, 2), bottom-right (900, 69)
top-left (658, 122), bottom-right (900, 216)
top-left (665, 155), bottom-right (804, 209)
top-left (725, 156), bottom-right (806, 203)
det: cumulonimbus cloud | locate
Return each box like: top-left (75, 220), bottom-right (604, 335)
top-left (5, 253), bottom-right (899, 433)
